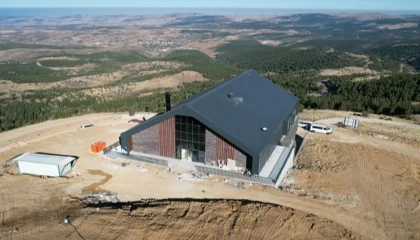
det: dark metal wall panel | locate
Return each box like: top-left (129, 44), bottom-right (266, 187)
top-left (257, 118), bottom-right (285, 174)
top-left (281, 119), bottom-right (298, 147)
top-left (205, 129), bottom-right (217, 165)
top-left (132, 124), bottom-right (159, 155)
top-left (256, 102), bottom-right (299, 174)
top-left (216, 136), bottom-right (235, 165)
top-left (158, 117), bottom-right (176, 158)
top-left (233, 148), bottom-right (247, 169)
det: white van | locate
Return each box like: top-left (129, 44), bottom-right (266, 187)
top-left (309, 124), bottom-right (333, 134)
top-left (298, 121), bottom-right (312, 129)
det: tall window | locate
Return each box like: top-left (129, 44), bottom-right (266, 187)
top-left (175, 116), bottom-right (206, 162)
top-left (288, 109), bottom-right (298, 132)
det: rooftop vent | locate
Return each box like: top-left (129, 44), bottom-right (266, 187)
top-left (233, 97), bottom-right (244, 104)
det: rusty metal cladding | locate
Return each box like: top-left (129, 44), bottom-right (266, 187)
top-left (216, 136), bottom-right (234, 165)
top-left (128, 135), bottom-right (133, 151)
top-left (158, 117), bottom-right (175, 158)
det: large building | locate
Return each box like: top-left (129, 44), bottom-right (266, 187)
top-left (119, 70), bottom-right (299, 182)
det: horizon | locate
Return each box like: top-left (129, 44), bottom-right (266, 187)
top-left (1, 0), bottom-right (419, 12)
top-left (1, 7), bottom-right (420, 17)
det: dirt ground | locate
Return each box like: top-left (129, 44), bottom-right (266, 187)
top-left (83, 71), bottom-right (207, 99)
top-left (258, 40), bottom-right (283, 46)
top-left (0, 72), bottom-right (125, 94)
top-left (300, 109), bottom-right (416, 124)
top-left (0, 112), bottom-right (419, 239)
top-left (188, 41), bottom-right (227, 58)
top-left (377, 22), bottom-right (418, 30)
top-left (286, 130), bottom-right (420, 240)
top-left (1, 199), bottom-right (360, 240)
top-left (0, 61), bottom-right (185, 96)
top-left (319, 67), bottom-right (379, 77)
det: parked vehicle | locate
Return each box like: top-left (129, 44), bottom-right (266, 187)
top-left (298, 121), bottom-right (312, 129)
top-left (309, 124), bottom-right (333, 134)
top-left (80, 123), bottom-right (94, 128)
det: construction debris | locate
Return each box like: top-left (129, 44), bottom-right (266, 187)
top-left (80, 192), bottom-right (119, 203)
top-left (224, 180), bottom-right (245, 189)
top-left (137, 164), bottom-right (148, 172)
top-left (178, 172), bottom-right (208, 181)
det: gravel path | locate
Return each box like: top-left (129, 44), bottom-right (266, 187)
top-left (314, 117), bottom-right (420, 129)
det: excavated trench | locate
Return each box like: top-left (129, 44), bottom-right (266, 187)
top-left (1, 198), bottom-right (362, 239)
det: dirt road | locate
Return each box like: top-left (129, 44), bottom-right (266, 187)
top-left (316, 117), bottom-right (420, 129)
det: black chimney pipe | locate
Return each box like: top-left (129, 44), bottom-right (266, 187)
top-left (165, 92), bottom-right (171, 111)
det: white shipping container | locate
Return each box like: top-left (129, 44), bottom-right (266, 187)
top-left (343, 117), bottom-right (360, 128)
top-left (13, 153), bottom-right (77, 177)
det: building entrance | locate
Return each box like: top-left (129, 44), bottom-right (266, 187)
top-left (175, 116), bottom-right (206, 163)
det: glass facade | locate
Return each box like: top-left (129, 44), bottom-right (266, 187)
top-left (175, 116), bottom-right (206, 163)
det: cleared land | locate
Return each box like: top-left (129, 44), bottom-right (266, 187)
top-left (286, 130), bottom-right (420, 239)
top-left (0, 61), bottom-right (190, 97)
top-left (1, 198), bottom-right (360, 240)
top-left (82, 71), bottom-right (206, 99)
top-left (377, 22), bottom-right (418, 30)
top-left (319, 67), bottom-right (379, 77)
top-left (188, 41), bottom-right (228, 58)
top-left (0, 111), bottom-right (419, 239)
top-left (259, 40), bottom-right (283, 46)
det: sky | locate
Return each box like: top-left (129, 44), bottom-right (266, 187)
top-left (1, 0), bottom-right (419, 11)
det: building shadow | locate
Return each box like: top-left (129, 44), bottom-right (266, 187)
top-left (294, 134), bottom-right (305, 156)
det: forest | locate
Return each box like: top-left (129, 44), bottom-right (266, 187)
top-left (269, 74), bottom-right (420, 116)
top-left (1, 70), bottom-right (419, 132)
top-left (216, 40), bottom-right (366, 74)
top-left (369, 44), bottom-right (420, 70)
top-left (1, 51), bottom-right (150, 83)
top-left (1, 14), bottom-right (420, 131)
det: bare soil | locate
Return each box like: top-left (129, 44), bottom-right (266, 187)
top-left (319, 67), bottom-right (379, 77)
top-left (37, 56), bottom-right (80, 61)
top-left (81, 169), bottom-right (113, 193)
top-left (0, 71), bottom-right (125, 93)
top-left (0, 61), bottom-right (183, 95)
top-left (286, 132), bottom-right (420, 240)
top-left (122, 61), bottom-right (183, 71)
top-left (83, 71), bottom-right (207, 100)
top-left (300, 109), bottom-right (414, 124)
top-left (377, 22), bottom-right (418, 30)
top-left (1, 199), bottom-right (360, 240)
top-left (357, 121), bottom-right (420, 146)
top-left (188, 41), bottom-right (227, 58)
top-left (258, 40), bottom-right (283, 46)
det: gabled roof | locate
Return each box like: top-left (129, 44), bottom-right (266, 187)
top-left (121, 69), bottom-right (299, 157)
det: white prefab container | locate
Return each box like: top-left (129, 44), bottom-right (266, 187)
top-left (343, 117), bottom-right (360, 128)
top-left (13, 153), bottom-right (77, 177)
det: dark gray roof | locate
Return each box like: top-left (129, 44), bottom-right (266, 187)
top-left (121, 69), bottom-right (299, 158)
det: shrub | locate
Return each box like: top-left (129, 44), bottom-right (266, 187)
top-left (361, 111), bottom-right (369, 117)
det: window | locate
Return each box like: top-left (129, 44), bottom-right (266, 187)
top-left (175, 116), bottom-right (206, 156)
